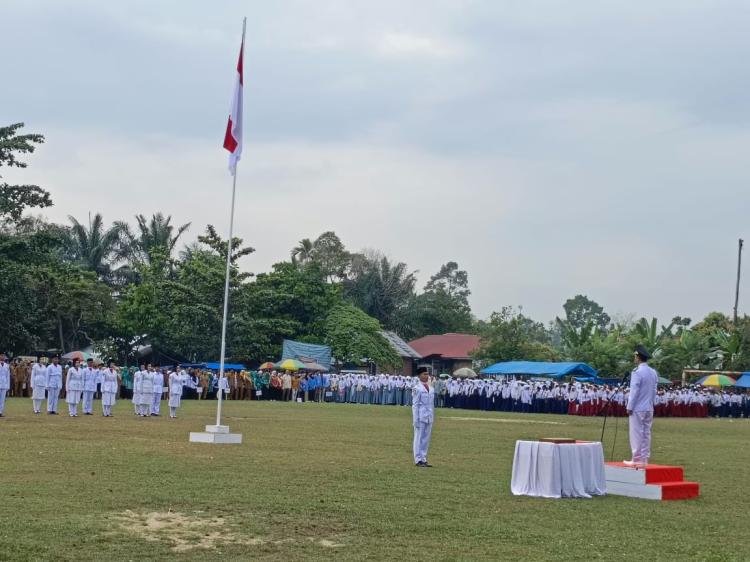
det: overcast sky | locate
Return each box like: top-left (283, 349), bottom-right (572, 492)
top-left (3, 0), bottom-right (749, 326)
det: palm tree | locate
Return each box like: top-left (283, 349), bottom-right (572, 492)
top-left (291, 238), bottom-right (314, 265)
top-left (343, 251), bottom-right (416, 328)
top-left (65, 213), bottom-right (129, 282)
top-left (126, 212), bottom-right (191, 265)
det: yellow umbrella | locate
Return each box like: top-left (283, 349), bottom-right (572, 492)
top-left (277, 359), bottom-right (305, 371)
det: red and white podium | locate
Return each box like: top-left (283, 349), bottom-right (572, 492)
top-left (604, 462), bottom-right (700, 501)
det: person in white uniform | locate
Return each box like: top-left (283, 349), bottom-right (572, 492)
top-left (168, 366), bottom-right (184, 418)
top-left (65, 359), bottom-right (84, 417)
top-left (0, 353), bottom-right (10, 417)
top-left (45, 355), bottom-right (63, 414)
top-left (132, 364), bottom-right (145, 415)
top-left (625, 345), bottom-right (658, 467)
top-left (139, 366), bottom-right (154, 417)
top-left (101, 361), bottom-right (120, 417)
top-left (30, 357), bottom-right (47, 414)
top-left (82, 358), bottom-right (98, 415)
top-left (132, 365), bottom-right (144, 415)
top-left (412, 368), bottom-right (435, 467)
top-left (150, 366), bottom-right (164, 416)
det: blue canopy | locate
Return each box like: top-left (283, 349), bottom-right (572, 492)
top-left (735, 374), bottom-right (750, 388)
top-left (480, 361), bottom-right (598, 379)
top-left (204, 362), bottom-right (246, 371)
top-left (575, 375), bottom-right (621, 386)
top-left (180, 362), bottom-right (246, 371)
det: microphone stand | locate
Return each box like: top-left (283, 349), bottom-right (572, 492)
top-left (598, 372), bottom-right (630, 461)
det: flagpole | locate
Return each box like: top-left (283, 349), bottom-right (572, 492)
top-left (216, 169), bottom-right (238, 427)
top-left (188, 17), bottom-right (245, 444)
top-left (215, 16), bottom-right (245, 428)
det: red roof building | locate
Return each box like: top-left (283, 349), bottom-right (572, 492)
top-left (408, 333), bottom-right (481, 373)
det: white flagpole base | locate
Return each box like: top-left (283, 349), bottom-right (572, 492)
top-left (189, 424), bottom-right (243, 444)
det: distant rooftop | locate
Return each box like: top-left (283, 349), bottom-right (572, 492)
top-left (408, 333), bottom-right (481, 360)
top-left (381, 331), bottom-right (422, 359)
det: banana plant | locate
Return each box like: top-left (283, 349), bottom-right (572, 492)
top-left (712, 329), bottom-right (743, 370)
top-left (633, 317), bottom-right (674, 354)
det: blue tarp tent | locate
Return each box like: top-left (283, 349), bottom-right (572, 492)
top-left (575, 375), bottom-right (621, 385)
top-left (204, 362), bottom-right (246, 371)
top-left (180, 362), bottom-right (246, 371)
top-left (480, 361), bottom-right (598, 379)
top-left (735, 374), bottom-right (750, 388)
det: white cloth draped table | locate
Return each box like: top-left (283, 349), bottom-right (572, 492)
top-left (511, 440), bottom-right (606, 498)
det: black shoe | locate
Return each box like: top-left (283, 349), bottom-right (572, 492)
top-left (85, 413), bottom-right (92, 415)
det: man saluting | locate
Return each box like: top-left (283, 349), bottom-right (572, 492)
top-left (412, 368), bottom-right (435, 468)
top-left (624, 345), bottom-right (658, 467)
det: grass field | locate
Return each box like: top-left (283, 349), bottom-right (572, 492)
top-left (0, 398), bottom-right (748, 561)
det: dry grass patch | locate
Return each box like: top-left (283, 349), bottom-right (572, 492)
top-left (110, 510), bottom-right (343, 552)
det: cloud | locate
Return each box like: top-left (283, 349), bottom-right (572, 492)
top-left (3, 0), bottom-right (750, 327)
top-left (374, 31), bottom-right (467, 59)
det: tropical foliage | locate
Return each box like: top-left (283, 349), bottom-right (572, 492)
top-left (3, 122), bottom-right (750, 377)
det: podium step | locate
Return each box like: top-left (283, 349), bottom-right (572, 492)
top-left (605, 462), bottom-right (700, 501)
top-left (605, 462), bottom-right (684, 485)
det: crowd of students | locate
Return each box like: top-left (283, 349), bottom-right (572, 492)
top-left (2, 354), bottom-right (749, 419)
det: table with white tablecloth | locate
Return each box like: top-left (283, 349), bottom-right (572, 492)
top-left (510, 440), bottom-right (607, 499)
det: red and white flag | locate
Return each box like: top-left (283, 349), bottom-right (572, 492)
top-left (223, 20), bottom-right (245, 176)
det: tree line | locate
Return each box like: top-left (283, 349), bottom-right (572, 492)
top-left (2, 123), bottom-right (749, 378)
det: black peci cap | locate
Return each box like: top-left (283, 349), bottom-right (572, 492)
top-left (634, 345), bottom-right (651, 361)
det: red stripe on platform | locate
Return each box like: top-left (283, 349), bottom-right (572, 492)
top-left (644, 466), bottom-right (684, 484)
top-left (660, 481), bottom-right (700, 500)
top-left (605, 462), bottom-right (685, 484)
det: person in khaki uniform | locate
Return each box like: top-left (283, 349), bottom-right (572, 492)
top-left (11, 359), bottom-right (27, 397)
top-left (21, 360), bottom-right (31, 398)
top-left (10, 359), bottom-right (22, 397)
top-left (199, 371), bottom-right (209, 399)
top-left (226, 370), bottom-right (236, 400)
top-left (240, 370), bottom-right (251, 400)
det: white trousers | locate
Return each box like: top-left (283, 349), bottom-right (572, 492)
top-left (413, 422), bottom-right (433, 464)
top-left (0, 389), bottom-right (6, 414)
top-left (151, 392), bottom-right (161, 414)
top-left (82, 390), bottom-right (95, 413)
top-left (47, 387), bottom-right (60, 412)
top-left (629, 411), bottom-right (654, 462)
top-left (33, 398), bottom-right (44, 413)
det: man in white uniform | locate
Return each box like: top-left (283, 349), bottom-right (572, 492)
top-left (412, 368), bottom-right (435, 467)
top-left (0, 353), bottom-right (10, 417)
top-left (82, 358), bottom-right (98, 415)
top-left (45, 355), bottom-right (63, 414)
top-left (150, 365), bottom-right (163, 416)
top-left (625, 345), bottom-right (658, 467)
